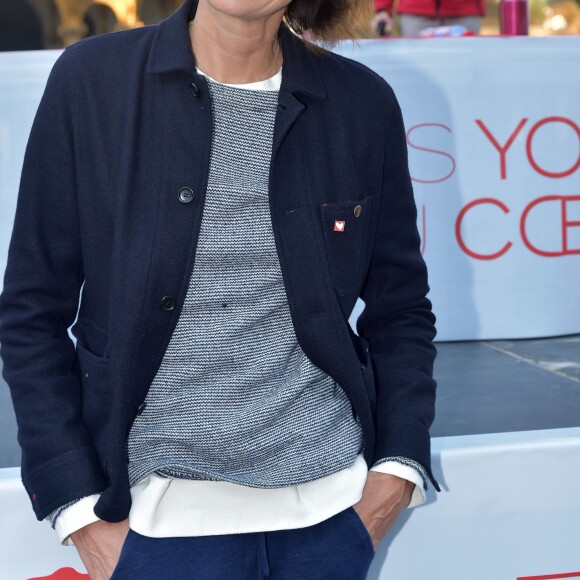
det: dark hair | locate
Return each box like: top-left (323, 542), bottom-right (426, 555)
top-left (284, 0), bottom-right (373, 45)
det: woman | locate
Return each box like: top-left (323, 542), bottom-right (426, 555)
top-left (0, 0), bottom-right (440, 578)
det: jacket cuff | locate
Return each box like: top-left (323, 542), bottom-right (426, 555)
top-left (23, 446), bottom-right (108, 521)
top-left (372, 419), bottom-right (441, 492)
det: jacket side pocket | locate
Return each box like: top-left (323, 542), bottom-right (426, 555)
top-left (76, 342), bottom-right (113, 472)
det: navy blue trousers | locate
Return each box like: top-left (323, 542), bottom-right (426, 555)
top-left (110, 506), bottom-right (376, 579)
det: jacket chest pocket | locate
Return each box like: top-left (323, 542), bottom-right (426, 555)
top-left (319, 195), bottom-right (372, 296)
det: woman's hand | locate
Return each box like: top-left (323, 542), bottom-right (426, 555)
top-left (70, 519), bottom-right (129, 580)
top-left (352, 471), bottom-right (414, 550)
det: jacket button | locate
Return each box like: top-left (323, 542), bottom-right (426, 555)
top-left (136, 402), bottom-right (147, 416)
top-left (161, 296), bottom-right (176, 311)
top-left (178, 187), bottom-right (195, 203)
top-left (190, 82), bottom-right (200, 97)
top-left (354, 204), bottom-right (362, 217)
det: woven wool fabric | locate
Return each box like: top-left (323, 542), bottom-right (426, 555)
top-left (126, 78), bottom-right (364, 489)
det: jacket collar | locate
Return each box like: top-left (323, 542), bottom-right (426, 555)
top-left (146, 0), bottom-right (327, 100)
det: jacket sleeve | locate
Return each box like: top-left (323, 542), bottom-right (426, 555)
top-left (0, 47), bottom-right (108, 521)
top-left (356, 85), bottom-right (440, 492)
top-left (375, 0), bottom-right (394, 14)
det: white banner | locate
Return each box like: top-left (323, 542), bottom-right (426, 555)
top-left (2, 428), bottom-right (580, 579)
top-left (334, 37), bottom-right (580, 340)
top-left (2, 40), bottom-right (580, 341)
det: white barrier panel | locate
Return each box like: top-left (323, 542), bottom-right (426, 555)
top-left (0, 468), bottom-right (87, 579)
top-left (335, 37), bottom-right (580, 341)
top-left (1, 40), bottom-right (580, 340)
top-left (373, 428), bottom-right (580, 580)
top-left (1, 428), bottom-right (579, 579)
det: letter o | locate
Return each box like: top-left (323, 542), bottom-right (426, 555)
top-left (526, 117), bottom-right (580, 178)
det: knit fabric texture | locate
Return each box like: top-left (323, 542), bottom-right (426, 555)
top-left (372, 456), bottom-right (428, 492)
top-left (47, 497), bottom-right (88, 529)
top-left (125, 78), bottom-right (365, 488)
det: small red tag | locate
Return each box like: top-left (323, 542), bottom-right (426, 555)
top-left (334, 220), bottom-right (345, 232)
top-left (31, 493), bottom-right (37, 501)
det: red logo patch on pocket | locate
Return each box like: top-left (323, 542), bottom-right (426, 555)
top-left (334, 220), bottom-right (345, 232)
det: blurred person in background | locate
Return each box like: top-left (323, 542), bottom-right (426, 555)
top-left (0, 0), bottom-right (440, 578)
top-left (374, 0), bottom-right (485, 36)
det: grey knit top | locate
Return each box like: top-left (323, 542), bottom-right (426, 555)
top-left (125, 76), bottom-right (365, 488)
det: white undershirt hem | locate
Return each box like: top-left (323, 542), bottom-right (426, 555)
top-left (51, 454), bottom-right (426, 544)
top-left (128, 453), bottom-right (368, 538)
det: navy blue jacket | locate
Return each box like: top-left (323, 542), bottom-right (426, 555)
top-left (0, 0), bottom-right (440, 522)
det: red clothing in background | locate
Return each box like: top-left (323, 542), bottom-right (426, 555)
top-left (375, 0), bottom-right (485, 17)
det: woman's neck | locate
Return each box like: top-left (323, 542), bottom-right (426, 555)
top-left (189, 0), bottom-right (285, 85)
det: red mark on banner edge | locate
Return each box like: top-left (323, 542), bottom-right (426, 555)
top-left (517, 572), bottom-right (580, 580)
top-left (27, 567), bottom-right (89, 580)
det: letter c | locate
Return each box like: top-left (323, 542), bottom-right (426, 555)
top-left (456, 198), bottom-right (513, 260)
